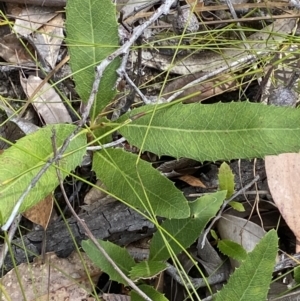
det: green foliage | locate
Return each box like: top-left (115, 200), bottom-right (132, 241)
top-left (294, 266), bottom-right (300, 284)
top-left (215, 230), bottom-right (278, 301)
top-left (130, 261), bottom-right (167, 281)
top-left (81, 191), bottom-right (226, 292)
top-left (228, 201), bottom-right (245, 212)
top-left (131, 284), bottom-right (169, 301)
top-left (3, 0), bottom-right (291, 299)
top-left (118, 102), bottom-right (300, 161)
top-left (0, 124), bottom-right (86, 225)
top-left (211, 229), bottom-right (219, 240)
top-left (91, 116), bottom-right (112, 144)
top-left (82, 239), bottom-right (135, 285)
top-left (217, 239), bottom-right (247, 262)
top-left (218, 162), bottom-right (235, 198)
top-left (92, 148), bottom-right (190, 219)
top-left (66, 0), bottom-right (121, 121)
top-left (149, 191), bottom-right (226, 261)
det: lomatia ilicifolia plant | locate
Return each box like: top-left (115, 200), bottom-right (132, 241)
top-left (1, 0), bottom-right (299, 300)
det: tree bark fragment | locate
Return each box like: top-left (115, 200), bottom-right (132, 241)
top-left (4, 201), bottom-right (155, 272)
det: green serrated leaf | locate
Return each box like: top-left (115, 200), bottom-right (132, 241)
top-left (217, 239), bottom-right (247, 262)
top-left (149, 191), bottom-right (226, 261)
top-left (66, 0), bottom-right (121, 120)
top-left (229, 201), bottom-right (245, 212)
top-left (118, 102), bottom-right (300, 161)
top-left (130, 261), bottom-right (167, 281)
top-left (0, 124), bottom-right (86, 226)
top-left (215, 230), bottom-right (278, 301)
top-left (93, 148), bottom-right (190, 219)
top-left (218, 162), bottom-right (235, 198)
top-left (131, 284), bottom-right (169, 301)
top-left (82, 239), bottom-right (135, 285)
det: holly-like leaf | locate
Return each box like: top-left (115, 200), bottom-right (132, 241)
top-left (215, 230), bottom-right (278, 301)
top-left (118, 102), bottom-right (300, 162)
top-left (149, 191), bottom-right (226, 261)
top-left (82, 239), bottom-right (135, 285)
top-left (217, 239), bottom-right (247, 262)
top-left (93, 148), bottom-right (190, 219)
top-left (66, 0), bottom-right (120, 120)
top-left (130, 261), bottom-right (167, 281)
top-left (0, 124), bottom-right (86, 225)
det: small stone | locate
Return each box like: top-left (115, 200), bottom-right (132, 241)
top-left (172, 7), bottom-right (200, 35)
top-left (268, 86), bottom-right (298, 107)
top-left (268, 72), bottom-right (299, 108)
top-left (290, 0), bottom-right (300, 9)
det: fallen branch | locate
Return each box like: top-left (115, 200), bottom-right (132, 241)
top-left (3, 201), bottom-right (155, 272)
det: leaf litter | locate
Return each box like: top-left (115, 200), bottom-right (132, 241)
top-left (0, 252), bottom-right (101, 301)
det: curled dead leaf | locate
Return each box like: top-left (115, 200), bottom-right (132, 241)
top-left (0, 34), bottom-right (33, 64)
top-left (22, 193), bottom-right (54, 229)
top-left (178, 174), bottom-right (206, 188)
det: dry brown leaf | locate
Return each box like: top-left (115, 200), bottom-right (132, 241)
top-left (265, 153), bottom-right (300, 252)
top-left (178, 174), bottom-right (206, 188)
top-left (0, 252), bottom-right (101, 301)
top-left (20, 75), bottom-right (72, 124)
top-left (0, 34), bottom-right (33, 64)
top-left (13, 6), bottom-right (58, 37)
top-left (81, 196), bottom-right (117, 212)
top-left (33, 13), bottom-right (64, 68)
top-left (5, 2), bottom-right (23, 16)
top-left (84, 179), bottom-right (107, 205)
top-left (22, 193), bottom-right (54, 229)
top-left (0, 103), bottom-right (39, 135)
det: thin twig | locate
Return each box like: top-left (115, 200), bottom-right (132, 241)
top-left (166, 262), bottom-right (227, 289)
top-left (0, 214), bottom-right (22, 268)
top-left (201, 175), bottom-right (260, 248)
top-left (123, 71), bottom-right (149, 104)
top-left (122, 37), bottom-right (144, 110)
top-left (166, 54), bottom-right (258, 103)
top-left (115, 50), bottom-right (130, 90)
top-left (86, 137), bottom-right (126, 151)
